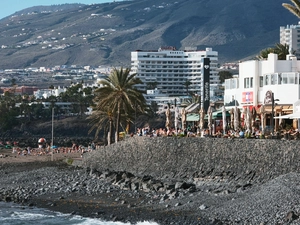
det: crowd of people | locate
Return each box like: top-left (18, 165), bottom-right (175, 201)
top-left (134, 125), bottom-right (300, 140)
top-left (6, 141), bottom-right (99, 157)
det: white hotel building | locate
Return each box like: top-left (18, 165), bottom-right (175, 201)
top-left (280, 22), bottom-right (300, 59)
top-left (131, 47), bottom-right (219, 107)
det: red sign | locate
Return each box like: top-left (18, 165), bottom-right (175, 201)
top-left (242, 92), bottom-right (253, 103)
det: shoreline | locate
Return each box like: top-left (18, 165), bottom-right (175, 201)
top-left (0, 152), bottom-right (212, 225)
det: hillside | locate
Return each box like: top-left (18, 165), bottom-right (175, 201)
top-left (0, 0), bottom-right (297, 69)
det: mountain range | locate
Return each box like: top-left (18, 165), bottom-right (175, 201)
top-left (0, 0), bottom-right (297, 69)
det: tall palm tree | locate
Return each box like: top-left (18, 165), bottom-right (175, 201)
top-left (93, 67), bottom-right (146, 142)
top-left (88, 106), bottom-right (114, 145)
top-left (183, 79), bottom-right (192, 96)
top-left (283, 0), bottom-right (300, 18)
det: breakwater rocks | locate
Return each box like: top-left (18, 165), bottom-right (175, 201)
top-left (83, 136), bottom-right (300, 186)
top-left (81, 136), bottom-right (300, 224)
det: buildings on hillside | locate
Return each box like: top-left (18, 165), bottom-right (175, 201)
top-left (131, 47), bottom-right (220, 112)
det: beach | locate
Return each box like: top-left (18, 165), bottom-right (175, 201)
top-left (1, 137), bottom-right (300, 225)
top-left (0, 148), bottom-right (209, 225)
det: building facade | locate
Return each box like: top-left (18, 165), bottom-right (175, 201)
top-left (131, 47), bottom-right (219, 105)
top-left (224, 53), bottom-right (300, 130)
top-left (280, 22), bottom-right (300, 59)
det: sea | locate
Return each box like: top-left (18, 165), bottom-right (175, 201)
top-left (0, 202), bottom-right (159, 225)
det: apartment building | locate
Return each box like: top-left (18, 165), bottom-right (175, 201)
top-left (280, 22), bottom-right (300, 59)
top-left (131, 47), bottom-right (219, 105)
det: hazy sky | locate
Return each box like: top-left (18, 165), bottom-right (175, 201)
top-left (0, 0), bottom-right (114, 19)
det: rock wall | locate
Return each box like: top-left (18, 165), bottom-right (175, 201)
top-left (82, 136), bottom-right (300, 184)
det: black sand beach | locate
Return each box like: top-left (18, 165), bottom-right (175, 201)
top-left (1, 137), bottom-right (300, 225)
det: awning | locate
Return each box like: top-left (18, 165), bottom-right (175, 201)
top-left (262, 104), bottom-right (293, 112)
top-left (274, 113), bottom-right (300, 119)
top-left (204, 110), bottom-right (231, 119)
top-left (274, 114), bottom-right (291, 119)
top-left (186, 113), bottom-right (199, 121)
top-left (185, 103), bottom-right (200, 113)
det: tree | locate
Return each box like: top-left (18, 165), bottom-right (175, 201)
top-left (92, 67), bottom-right (146, 143)
top-left (274, 43), bottom-right (290, 59)
top-left (257, 43), bottom-right (293, 60)
top-left (88, 106), bottom-right (114, 145)
top-left (183, 79), bottom-right (192, 96)
top-left (218, 71), bottom-right (233, 83)
top-left (283, 0), bottom-right (300, 18)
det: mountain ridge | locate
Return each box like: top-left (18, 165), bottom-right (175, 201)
top-left (0, 0), bottom-right (297, 69)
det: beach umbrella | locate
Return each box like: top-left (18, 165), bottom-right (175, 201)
top-left (245, 106), bottom-right (252, 132)
top-left (199, 107), bottom-right (205, 130)
top-left (181, 108), bottom-right (187, 130)
top-left (222, 106), bottom-right (227, 135)
top-left (165, 107), bottom-right (172, 131)
top-left (207, 106), bottom-right (213, 135)
top-left (260, 104), bottom-right (266, 135)
top-left (234, 106), bottom-right (239, 131)
top-left (174, 106), bottom-right (180, 133)
top-left (230, 108), bottom-right (234, 129)
top-left (251, 107), bottom-right (257, 127)
top-left (38, 138), bottom-right (46, 143)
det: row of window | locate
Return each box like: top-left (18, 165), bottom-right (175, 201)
top-left (241, 73), bottom-right (300, 89)
top-left (260, 73), bottom-right (300, 86)
top-left (142, 65), bottom-right (202, 68)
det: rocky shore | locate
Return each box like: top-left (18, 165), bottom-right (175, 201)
top-left (1, 137), bottom-right (300, 224)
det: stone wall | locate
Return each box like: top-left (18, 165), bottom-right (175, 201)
top-left (82, 136), bottom-right (300, 184)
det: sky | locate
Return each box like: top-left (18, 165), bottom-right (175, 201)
top-left (0, 0), bottom-right (114, 19)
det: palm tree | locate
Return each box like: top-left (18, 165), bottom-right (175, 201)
top-left (88, 106), bottom-right (114, 145)
top-left (257, 43), bottom-right (293, 60)
top-left (183, 79), bottom-right (192, 96)
top-left (283, 0), bottom-right (300, 18)
top-left (92, 67), bottom-right (146, 142)
top-left (274, 43), bottom-right (291, 59)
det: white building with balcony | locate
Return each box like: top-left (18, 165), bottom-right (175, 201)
top-left (131, 47), bottom-right (219, 104)
top-left (224, 52), bottom-right (300, 130)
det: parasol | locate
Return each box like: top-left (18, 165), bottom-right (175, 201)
top-left (245, 106), bottom-right (252, 132)
top-left (260, 104), bottom-right (266, 135)
top-left (199, 107), bottom-right (205, 130)
top-left (165, 107), bottom-right (172, 131)
top-left (181, 108), bottom-right (186, 130)
top-left (38, 138), bottom-right (46, 143)
top-left (207, 106), bottom-right (213, 136)
top-left (234, 106), bottom-right (240, 131)
top-left (222, 106), bottom-right (227, 135)
top-left (174, 106), bottom-right (179, 133)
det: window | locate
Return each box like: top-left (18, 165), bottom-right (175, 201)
top-left (282, 73), bottom-right (288, 84)
top-left (260, 76), bottom-right (263, 87)
top-left (244, 78), bottom-right (249, 88)
top-left (271, 74), bottom-right (277, 85)
top-left (288, 74), bottom-right (295, 84)
top-left (265, 74), bottom-right (271, 85)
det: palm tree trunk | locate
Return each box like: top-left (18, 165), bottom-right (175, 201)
top-left (115, 102), bottom-right (121, 142)
top-left (108, 119), bottom-right (113, 145)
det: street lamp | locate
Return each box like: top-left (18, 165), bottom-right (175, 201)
top-left (271, 92), bottom-right (279, 135)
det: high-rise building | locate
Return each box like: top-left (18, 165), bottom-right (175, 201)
top-left (131, 47), bottom-right (219, 104)
top-left (280, 22), bottom-right (300, 59)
